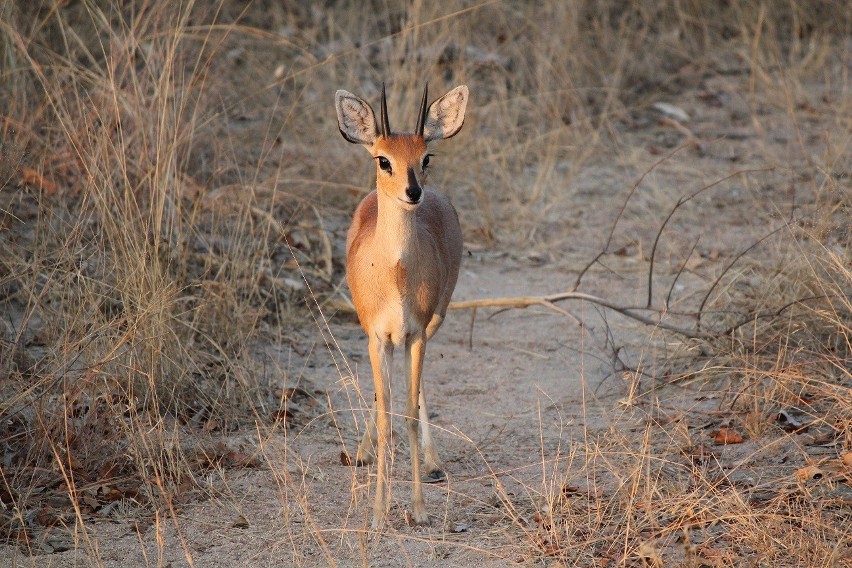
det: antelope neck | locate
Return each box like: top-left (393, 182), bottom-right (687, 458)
top-left (374, 188), bottom-right (418, 263)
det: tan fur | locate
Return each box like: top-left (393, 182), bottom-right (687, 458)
top-left (346, 134), bottom-right (462, 342)
top-left (337, 86), bottom-right (467, 530)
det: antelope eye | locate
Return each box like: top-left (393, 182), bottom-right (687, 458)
top-left (422, 155), bottom-right (430, 169)
top-left (377, 156), bottom-right (392, 173)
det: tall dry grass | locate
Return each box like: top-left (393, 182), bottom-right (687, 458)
top-left (0, 0), bottom-right (849, 564)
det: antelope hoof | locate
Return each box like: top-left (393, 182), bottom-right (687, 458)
top-left (354, 449), bottom-right (375, 467)
top-left (408, 510), bottom-right (430, 527)
top-left (422, 469), bottom-right (446, 484)
top-left (370, 515), bottom-right (386, 532)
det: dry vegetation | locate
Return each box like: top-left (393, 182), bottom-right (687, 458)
top-left (0, 0), bottom-right (849, 566)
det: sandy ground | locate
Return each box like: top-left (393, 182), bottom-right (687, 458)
top-left (13, 257), bottom-right (636, 568)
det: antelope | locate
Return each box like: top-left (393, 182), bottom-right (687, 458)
top-left (335, 83), bottom-right (468, 529)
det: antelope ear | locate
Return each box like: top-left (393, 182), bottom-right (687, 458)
top-left (335, 90), bottom-right (378, 145)
top-left (423, 85), bottom-right (468, 142)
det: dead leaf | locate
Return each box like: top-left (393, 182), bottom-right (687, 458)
top-left (652, 102), bottom-right (690, 122)
top-left (102, 487), bottom-right (124, 502)
top-left (80, 492), bottom-right (99, 509)
top-left (686, 443), bottom-right (714, 463)
top-left (795, 464), bottom-right (824, 482)
top-left (842, 453), bottom-right (852, 469)
top-left (225, 450), bottom-right (259, 468)
top-left (36, 505), bottom-right (58, 527)
top-left (777, 410), bottom-right (807, 433)
top-left (713, 427), bottom-right (744, 445)
top-left (20, 167), bottom-right (58, 195)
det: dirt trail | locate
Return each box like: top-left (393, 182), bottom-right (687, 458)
top-left (26, 251), bottom-right (639, 567)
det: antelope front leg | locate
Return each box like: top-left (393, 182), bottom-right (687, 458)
top-left (405, 332), bottom-right (429, 525)
top-left (367, 336), bottom-right (393, 530)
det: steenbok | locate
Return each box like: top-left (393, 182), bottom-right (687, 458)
top-left (335, 83), bottom-right (468, 528)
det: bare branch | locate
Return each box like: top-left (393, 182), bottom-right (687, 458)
top-left (722, 294), bottom-right (834, 336)
top-left (573, 144), bottom-right (687, 291)
top-left (448, 292), bottom-right (713, 339)
top-left (697, 224), bottom-right (786, 329)
top-left (666, 236), bottom-right (700, 310)
top-left (647, 167), bottom-right (773, 308)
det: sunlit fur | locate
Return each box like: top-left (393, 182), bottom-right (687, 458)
top-left (347, 134), bottom-right (461, 344)
top-left (337, 86), bottom-right (467, 530)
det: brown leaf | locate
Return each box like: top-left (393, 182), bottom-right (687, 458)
top-left (20, 167), bottom-right (58, 195)
top-left (795, 464), bottom-right (824, 482)
top-left (98, 462), bottom-right (119, 480)
top-left (777, 410), bottom-right (807, 433)
top-left (713, 427), bottom-right (744, 445)
top-left (177, 477), bottom-right (194, 495)
top-left (36, 506), bottom-right (58, 527)
top-left (80, 492), bottom-right (99, 509)
top-left (225, 450), bottom-right (260, 468)
top-left (102, 487), bottom-right (124, 502)
top-left (686, 443), bottom-right (714, 463)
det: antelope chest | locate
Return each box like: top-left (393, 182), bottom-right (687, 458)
top-left (371, 294), bottom-right (418, 346)
top-left (349, 257), bottom-right (438, 346)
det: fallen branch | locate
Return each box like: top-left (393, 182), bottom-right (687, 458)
top-left (325, 291), bottom-right (711, 339)
top-left (447, 292), bottom-right (713, 339)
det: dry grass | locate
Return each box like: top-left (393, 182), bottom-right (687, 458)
top-left (0, 0), bottom-right (849, 566)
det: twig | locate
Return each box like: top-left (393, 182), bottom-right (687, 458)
top-left (666, 236), bottom-right (700, 310)
top-left (722, 294), bottom-right (834, 336)
top-left (646, 167), bottom-right (773, 308)
top-left (697, 224), bottom-right (786, 329)
top-left (572, 144), bottom-right (688, 291)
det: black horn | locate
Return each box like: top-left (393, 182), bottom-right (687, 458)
top-left (379, 83), bottom-right (391, 138)
top-left (416, 83), bottom-right (428, 136)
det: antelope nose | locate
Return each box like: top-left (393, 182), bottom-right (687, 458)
top-left (406, 185), bottom-right (422, 203)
